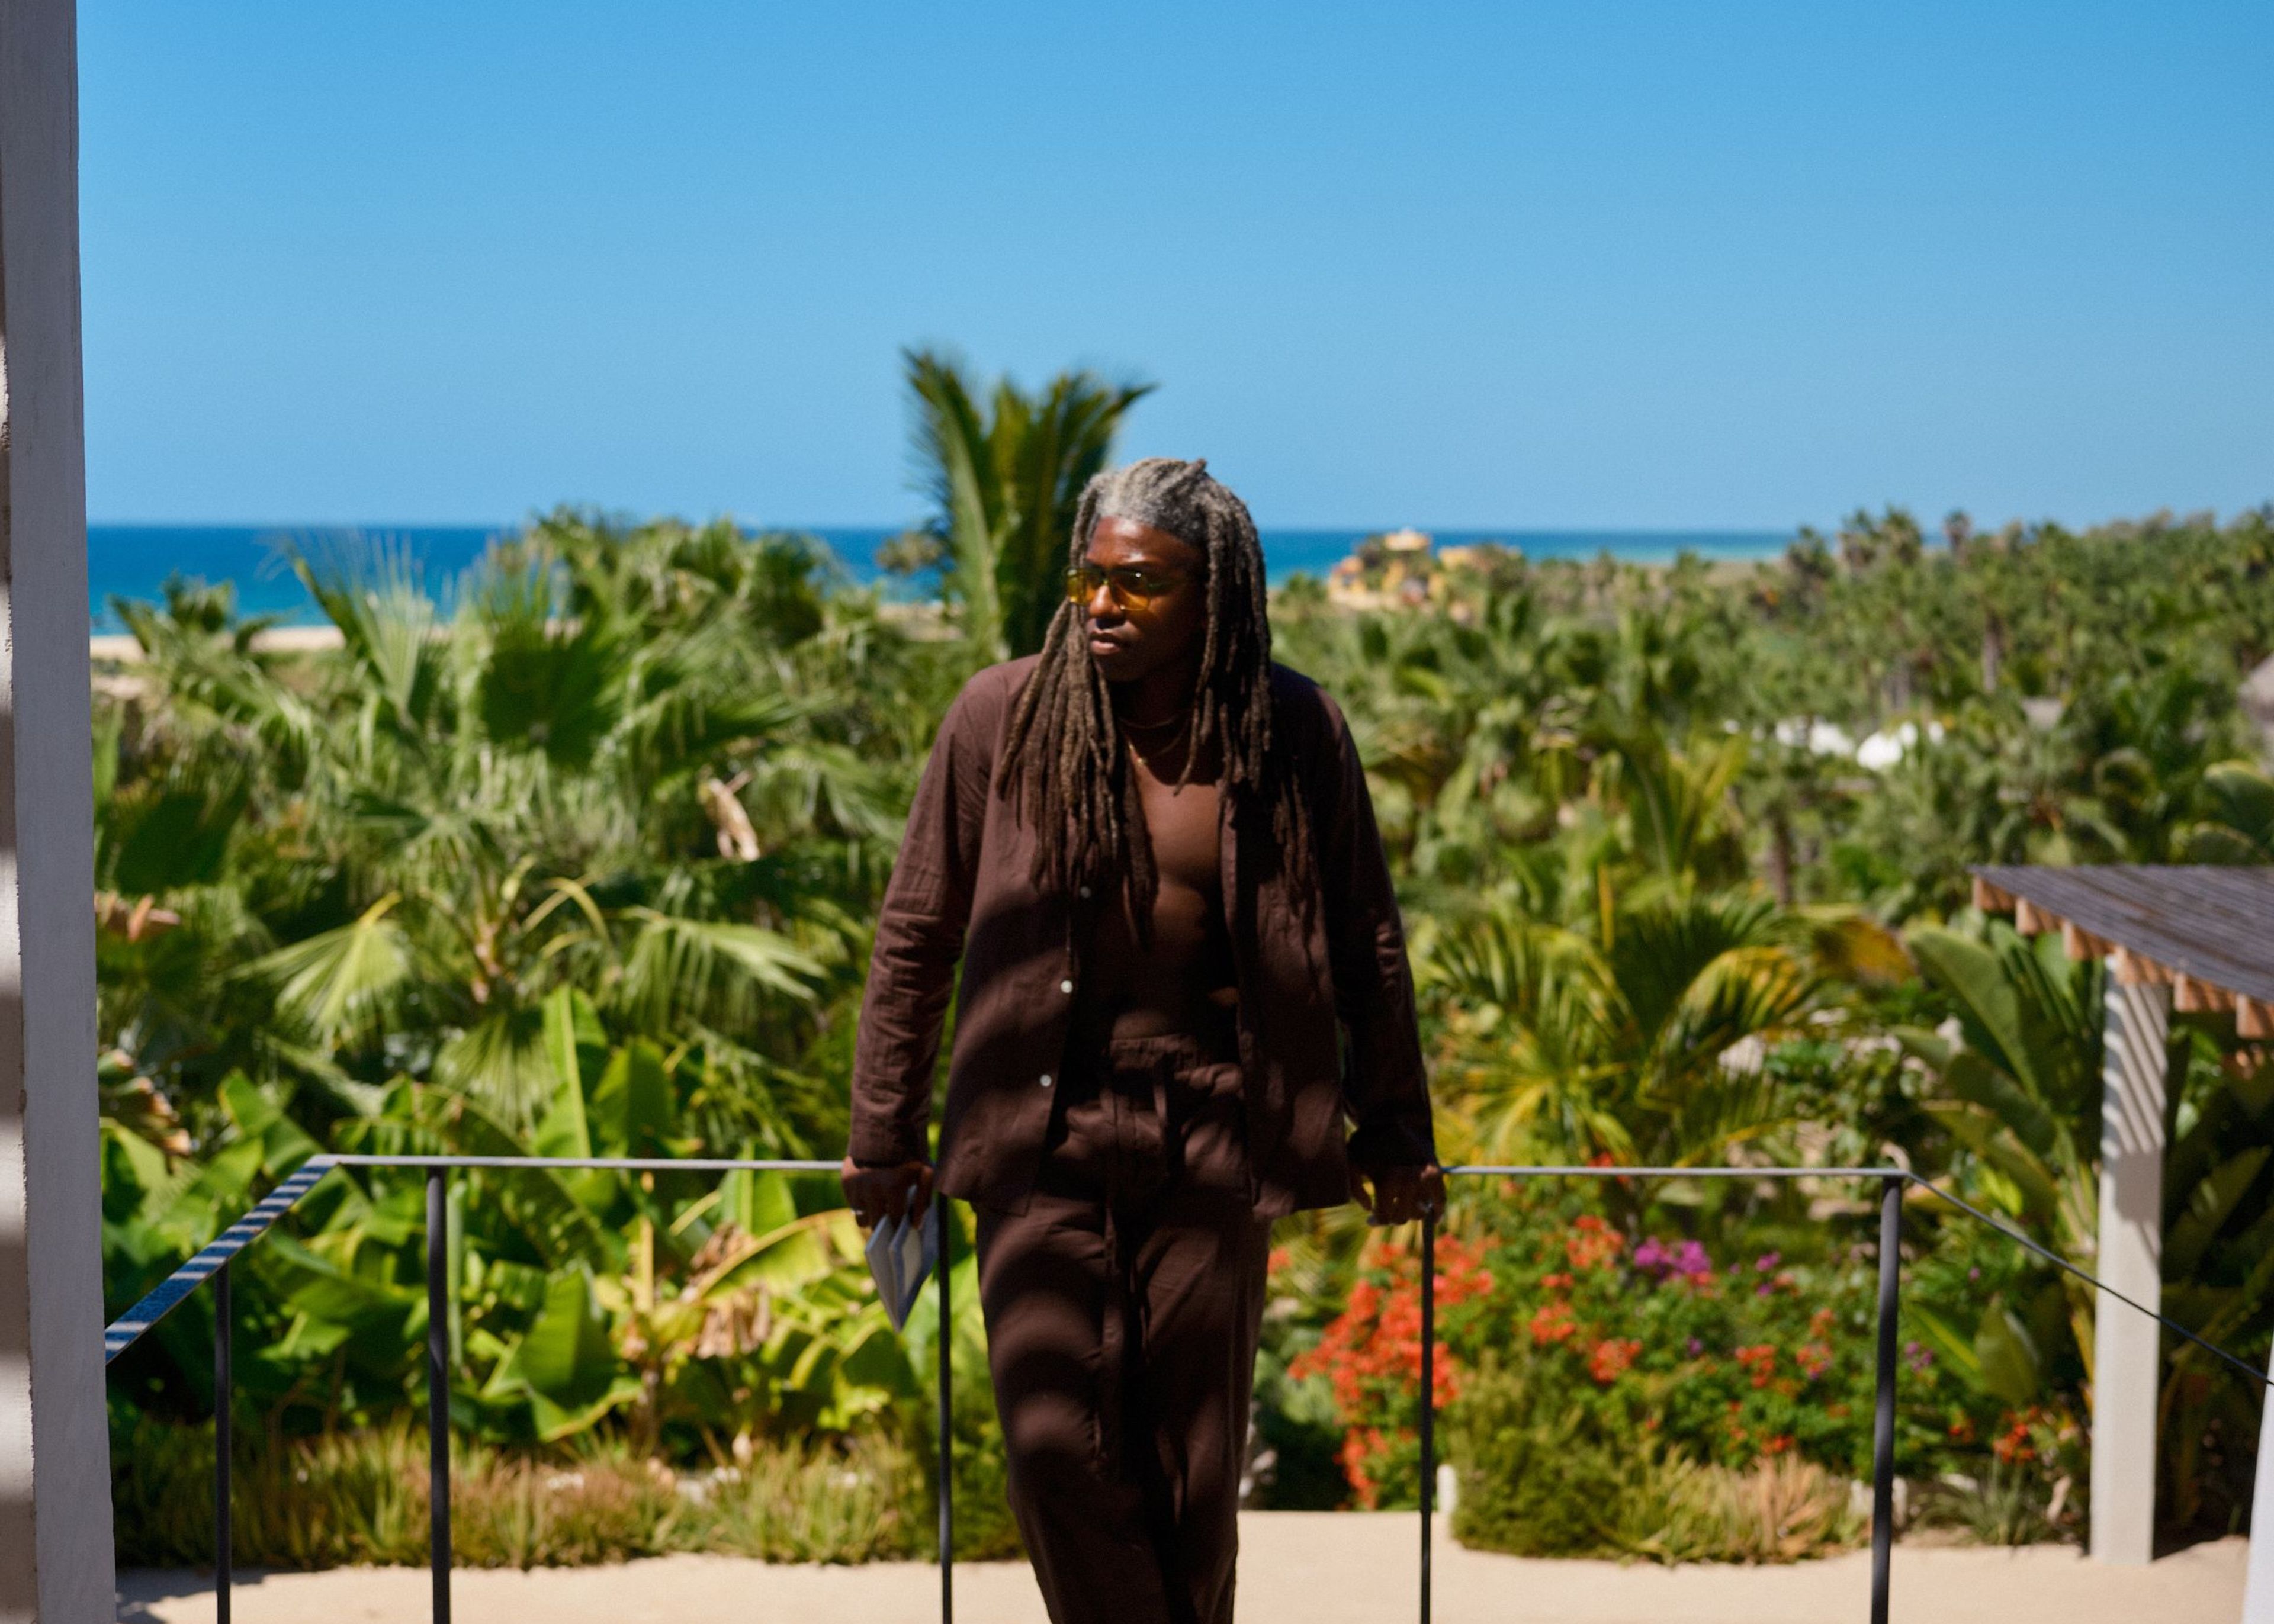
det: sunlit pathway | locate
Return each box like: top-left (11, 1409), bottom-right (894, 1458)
top-left (119, 1512), bottom-right (2247, 1624)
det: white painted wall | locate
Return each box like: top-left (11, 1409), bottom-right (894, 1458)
top-left (2091, 973), bottom-right (2170, 1567)
top-left (2243, 1344), bottom-right (2274, 1621)
top-left (0, 0), bottom-right (113, 1615)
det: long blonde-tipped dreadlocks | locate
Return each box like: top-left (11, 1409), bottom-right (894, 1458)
top-left (995, 458), bottom-right (1312, 934)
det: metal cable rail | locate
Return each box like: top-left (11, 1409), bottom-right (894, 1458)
top-left (103, 1153), bottom-right (2274, 1624)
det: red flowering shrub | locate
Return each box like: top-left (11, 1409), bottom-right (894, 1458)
top-left (1733, 1344), bottom-right (1779, 1389)
top-left (1990, 1403), bottom-right (2081, 1473)
top-left (1289, 1181), bottom-right (2073, 1522)
top-left (1528, 1301), bottom-right (1578, 1346)
top-left (1586, 1338), bottom-right (1641, 1384)
top-left (1297, 1184), bottom-right (1891, 1507)
top-left (1565, 1215), bottom-right (1624, 1272)
top-left (1288, 1231), bottom-right (1492, 1507)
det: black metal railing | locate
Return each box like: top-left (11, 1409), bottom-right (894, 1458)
top-left (103, 1154), bottom-right (2273, 1624)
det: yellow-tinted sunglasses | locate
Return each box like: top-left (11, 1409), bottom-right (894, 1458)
top-left (1064, 563), bottom-right (1193, 610)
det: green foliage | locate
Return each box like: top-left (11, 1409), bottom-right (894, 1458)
top-left (1424, 890), bottom-right (1905, 1172)
top-left (1902, 924), bottom-right (2103, 1366)
top-left (1450, 1356), bottom-right (1864, 1562)
top-left (1897, 920), bottom-right (2274, 1540)
top-left (97, 515), bottom-right (946, 1152)
top-left (1299, 1177), bottom-right (2092, 1552)
top-left (97, 520), bottom-right (967, 1485)
top-left (2186, 761), bottom-right (2274, 863)
top-left (1912, 1458), bottom-right (2075, 1547)
top-left (98, 493), bottom-right (2274, 1564)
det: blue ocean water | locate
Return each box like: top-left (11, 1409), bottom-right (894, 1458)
top-left (86, 523), bottom-right (1790, 632)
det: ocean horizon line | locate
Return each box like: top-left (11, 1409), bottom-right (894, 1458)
top-left (88, 518), bottom-right (1799, 534)
top-left (86, 521), bottom-right (1796, 631)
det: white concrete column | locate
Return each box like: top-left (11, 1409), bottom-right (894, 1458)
top-left (0, 0), bottom-right (113, 1617)
top-left (2090, 971), bottom-right (2170, 1567)
top-left (2243, 1343), bottom-right (2274, 1622)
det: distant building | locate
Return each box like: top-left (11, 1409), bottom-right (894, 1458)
top-left (1326, 528), bottom-right (1434, 609)
top-left (1316, 530), bottom-right (1520, 613)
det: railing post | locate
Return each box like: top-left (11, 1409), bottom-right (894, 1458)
top-left (1418, 1214), bottom-right (1435, 1624)
top-left (426, 1169), bottom-right (452, 1623)
top-left (936, 1197), bottom-right (953, 1624)
top-left (1871, 1173), bottom-right (1902, 1624)
top-left (214, 1258), bottom-right (232, 1624)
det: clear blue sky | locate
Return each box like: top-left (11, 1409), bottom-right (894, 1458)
top-left (80, 1), bottom-right (2273, 532)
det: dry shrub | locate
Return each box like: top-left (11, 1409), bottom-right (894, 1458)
top-left (1448, 1350), bottom-right (1864, 1565)
top-left (114, 1413), bottom-right (426, 1568)
top-left (1634, 1454), bottom-right (1865, 1564)
top-left (111, 1413), bottom-right (926, 1570)
top-left (696, 1433), bottom-right (927, 1564)
top-left (451, 1449), bottom-right (679, 1568)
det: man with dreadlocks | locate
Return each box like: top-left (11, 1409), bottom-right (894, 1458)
top-left (845, 458), bottom-right (1441, 1624)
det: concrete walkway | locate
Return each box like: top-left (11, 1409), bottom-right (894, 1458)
top-left (119, 1512), bottom-right (2247, 1624)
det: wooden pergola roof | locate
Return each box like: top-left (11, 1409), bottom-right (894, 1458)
top-left (1970, 864), bottom-right (2274, 1038)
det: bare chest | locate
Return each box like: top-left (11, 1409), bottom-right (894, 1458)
top-left (1133, 760), bottom-right (1223, 897)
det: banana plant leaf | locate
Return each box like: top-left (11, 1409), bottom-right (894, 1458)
top-left (512, 1266), bottom-right (636, 1439)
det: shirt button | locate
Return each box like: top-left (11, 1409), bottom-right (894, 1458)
top-left (1059, 979), bottom-right (1074, 993)
top-left (1078, 885), bottom-right (1092, 898)
top-left (1039, 1073), bottom-right (1054, 1089)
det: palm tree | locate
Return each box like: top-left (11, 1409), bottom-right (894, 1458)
top-left (96, 517), bottom-right (926, 1156)
top-left (1423, 889), bottom-right (1905, 1175)
top-left (2056, 663), bottom-right (2244, 861)
top-left (902, 349), bottom-right (1152, 660)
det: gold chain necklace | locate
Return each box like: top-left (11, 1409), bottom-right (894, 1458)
top-left (1119, 709), bottom-right (1194, 758)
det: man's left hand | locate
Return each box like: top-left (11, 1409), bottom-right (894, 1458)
top-left (1356, 1163), bottom-right (1447, 1226)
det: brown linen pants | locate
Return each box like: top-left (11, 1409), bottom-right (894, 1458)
top-left (976, 1029), bottom-right (1272, 1624)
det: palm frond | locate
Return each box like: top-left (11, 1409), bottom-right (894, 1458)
top-left (240, 893), bottom-right (412, 1050)
top-left (615, 909), bottom-right (824, 1040)
top-left (293, 540), bottom-right (446, 732)
top-left (433, 1002), bottom-right (558, 1133)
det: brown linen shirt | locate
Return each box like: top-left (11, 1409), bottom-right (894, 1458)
top-left (849, 655), bottom-right (1436, 1216)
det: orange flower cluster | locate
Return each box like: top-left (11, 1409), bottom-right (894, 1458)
top-left (1564, 1215), bottom-right (1625, 1272)
top-left (1992, 1404), bottom-right (2074, 1467)
top-left (1794, 1342), bottom-right (1833, 1379)
top-left (1587, 1337), bottom-right (1642, 1384)
top-left (1289, 1233), bottom-right (1495, 1504)
top-left (1528, 1223), bottom-right (1640, 1375)
top-left (1339, 1426), bottom-right (1398, 1504)
top-left (1292, 1237), bottom-right (1493, 1410)
top-left (1529, 1300), bottom-right (1578, 1345)
top-left (1733, 1344), bottom-right (1778, 1389)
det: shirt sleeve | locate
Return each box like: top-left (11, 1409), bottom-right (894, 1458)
top-left (848, 675), bottom-right (997, 1166)
top-left (1313, 691), bottom-right (1439, 1172)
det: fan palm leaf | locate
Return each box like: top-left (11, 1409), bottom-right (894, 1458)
top-left (614, 909), bottom-right (824, 1040)
top-left (241, 893), bottom-right (412, 1050)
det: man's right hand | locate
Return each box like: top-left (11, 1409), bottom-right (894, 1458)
top-left (840, 1157), bottom-right (934, 1229)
